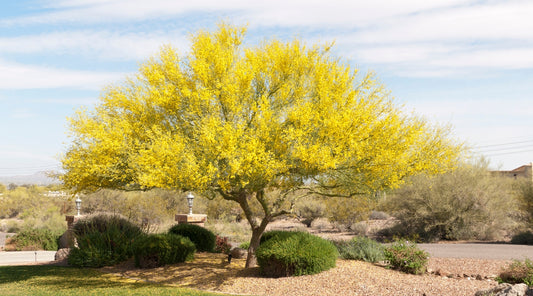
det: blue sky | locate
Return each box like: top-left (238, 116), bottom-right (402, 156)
top-left (0, 0), bottom-right (532, 176)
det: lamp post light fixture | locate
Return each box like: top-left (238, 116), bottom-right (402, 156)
top-left (75, 196), bottom-right (82, 216)
top-left (186, 193), bottom-right (194, 215)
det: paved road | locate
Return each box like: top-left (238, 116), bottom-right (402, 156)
top-left (419, 243), bottom-right (533, 260)
top-left (0, 251), bottom-right (56, 266)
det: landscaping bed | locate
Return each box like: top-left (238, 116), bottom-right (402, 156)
top-left (101, 253), bottom-right (507, 296)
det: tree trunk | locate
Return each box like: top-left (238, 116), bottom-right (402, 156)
top-left (245, 227), bottom-right (264, 268)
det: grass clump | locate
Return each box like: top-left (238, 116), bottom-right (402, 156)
top-left (256, 231), bottom-right (338, 277)
top-left (133, 233), bottom-right (195, 268)
top-left (333, 236), bottom-right (384, 263)
top-left (7, 228), bottom-right (62, 251)
top-left (498, 259), bottom-right (533, 286)
top-left (384, 240), bottom-right (429, 275)
top-left (168, 223), bottom-right (216, 252)
top-left (69, 213), bottom-right (143, 267)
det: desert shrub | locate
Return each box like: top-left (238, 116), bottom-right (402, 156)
top-left (8, 228), bottom-right (62, 251)
top-left (333, 236), bottom-right (384, 263)
top-left (384, 240), bottom-right (428, 275)
top-left (68, 213), bottom-right (143, 267)
top-left (81, 189), bottom-right (188, 227)
top-left (517, 181), bottom-right (533, 227)
top-left (350, 221), bottom-right (369, 236)
top-left (205, 220), bottom-right (251, 244)
top-left (168, 223), bottom-right (216, 252)
top-left (386, 161), bottom-right (518, 242)
top-left (511, 231), bottom-right (533, 245)
top-left (206, 198), bottom-right (241, 221)
top-left (133, 233), bottom-right (195, 268)
top-left (214, 235), bottom-right (232, 254)
top-left (369, 210), bottom-right (390, 220)
top-left (324, 195), bottom-right (376, 231)
top-left (256, 231), bottom-right (338, 277)
top-left (294, 197), bottom-right (326, 227)
top-left (498, 259), bottom-right (533, 286)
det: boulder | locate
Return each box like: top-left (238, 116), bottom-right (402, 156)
top-left (475, 283), bottom-right (530, 296)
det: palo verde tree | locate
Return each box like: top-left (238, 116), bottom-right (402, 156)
top-left (61, 23), bottom-right (462, 267)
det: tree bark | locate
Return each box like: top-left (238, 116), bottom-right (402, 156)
top-left (244, 219), bottom-right (270, 268)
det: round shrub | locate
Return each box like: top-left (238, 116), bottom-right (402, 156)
top-left (256, 231), bottom-right (338, 277)
top-left (383, 240), bottom-right (429, 275)
top-left (68, 213), bottom-right (143, 267)
top-left (260, 230), bottom-right (295, 245)
top-left (133, 233), bottom-right (195, 268)
top-left (168, 223), bottom-right (215, 252)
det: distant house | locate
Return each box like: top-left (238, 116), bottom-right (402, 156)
top-left (492, 163), bottom-right (532, 182)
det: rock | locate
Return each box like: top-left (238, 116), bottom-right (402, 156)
top-left (230, 247), bottom-right (248, 259)
top-left (475, 283), bottom-right (529, 296)
top-left (435, 268), bottom-right (449, 277)
top-left (55, 248), bottom-right (70, 262)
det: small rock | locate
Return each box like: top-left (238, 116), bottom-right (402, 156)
top-left (230, 247), bottom-right (248, 259)
top-left (435, 269), bottom-right (449, 277)
top-left (55, 248), bottom-right (70, 262)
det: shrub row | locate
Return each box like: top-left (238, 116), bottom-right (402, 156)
top-left (7, 228), bottom-right (62, 251)
top-left (68, 214), bottom-right (219, 268)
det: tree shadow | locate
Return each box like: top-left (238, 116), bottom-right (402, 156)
top-left (100, 252), bottom-right (263, 291)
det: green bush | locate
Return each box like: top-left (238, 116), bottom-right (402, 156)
top-left (511, 231), bottom-right (533, 245)
top-left (133, 233), bottom-right (195, 268)
top-left (384, 240), bottom-right (429, 275)
top-left (168, 223), bottom-right (216, 252)
top-left (498, 259), bottom-right (533, 286)
top-left (333, 236), bottom-right (384, 263)
top-left (8, 228), bottom-right (62, 251)
top-left (260, 230), bottom-right (295, 245)
top-left (68, 213), bottom-right (143, 267)
top-left (256, 231), bottom-right (338, 277)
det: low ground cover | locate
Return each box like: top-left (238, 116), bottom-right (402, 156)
top-left (0, 265), bottom-right (227, 296)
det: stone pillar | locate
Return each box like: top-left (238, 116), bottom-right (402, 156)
top-left (63, 215), bottom-right (84, 248)
top-left (175, 214), bottom-right (207, 227)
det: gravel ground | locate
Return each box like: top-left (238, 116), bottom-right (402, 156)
top-left (101, 253), bottom-right (509, 296)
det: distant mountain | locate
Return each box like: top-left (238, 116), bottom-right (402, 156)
top-left (0, 171), bottom-right (61, 186)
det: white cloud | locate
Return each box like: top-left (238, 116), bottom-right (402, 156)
top-left (353, 0), bottom-right (533, 43)
top-left (0, 60), bottom-right (125, 90)
top-left (11, 108), bottom-right (35, 119)
top-left (2, 0), bottom-right (472, 27)
top-left (0, 31), bottom-right (188, 60)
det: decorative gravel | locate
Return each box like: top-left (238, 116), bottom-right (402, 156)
top-left (101, 253), bottom-right (509, 296)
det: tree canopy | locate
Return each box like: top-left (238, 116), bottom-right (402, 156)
top-left (61, 23), bottom-right (462, 267)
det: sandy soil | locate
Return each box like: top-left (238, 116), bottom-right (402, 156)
top-left (101, 253), bottom-right (509, 296)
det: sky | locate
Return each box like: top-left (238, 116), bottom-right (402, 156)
top-left (0, 0), bottom-right (532, 177)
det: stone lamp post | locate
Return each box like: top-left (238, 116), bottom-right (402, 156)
top-left (75, 196), bottom-right (82, 216)
top-left (186, 192), bottom-right (194, 215)
top-left (176, 192), bottom-right (207, 227)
